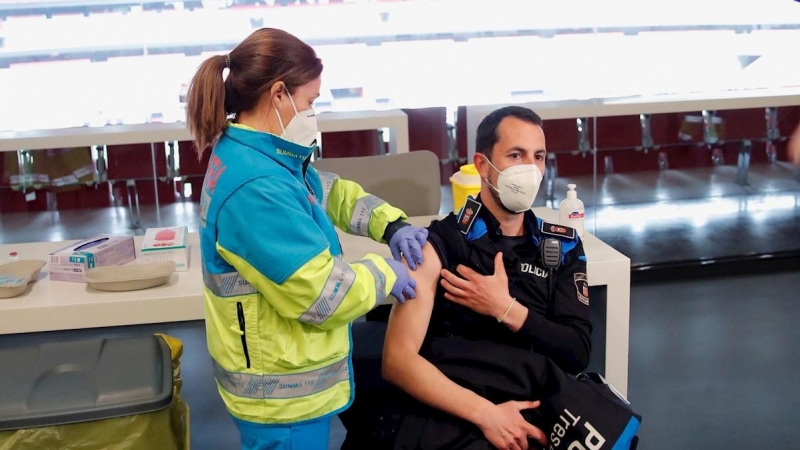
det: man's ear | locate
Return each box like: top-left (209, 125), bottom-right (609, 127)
top-left (474, 152), bottom-right (491, 179)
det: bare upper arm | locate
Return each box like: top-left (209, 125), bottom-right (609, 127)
top-left (384, 243), bottom-right (442, 357)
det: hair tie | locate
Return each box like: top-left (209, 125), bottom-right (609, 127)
top-left (224, 54), bottom-right (231, 68)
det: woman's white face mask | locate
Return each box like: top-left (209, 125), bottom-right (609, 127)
top-left (483, 155), bottom-right (544, 213)
top-left (274, 90), bottom-right (318, 147)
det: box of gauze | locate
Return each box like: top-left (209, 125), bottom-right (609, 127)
top-left (49, 234), bottom-right (136, 282)
top-left (139, 226), bottom-right (189, 271)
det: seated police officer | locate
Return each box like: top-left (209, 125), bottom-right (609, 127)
top-left (380, 106), bottom-right (592, 450)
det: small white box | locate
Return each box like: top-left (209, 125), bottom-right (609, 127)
top-left (49, 234), bottom-right (136, 282)
top-left (140, 226), bottom-right (189, 271)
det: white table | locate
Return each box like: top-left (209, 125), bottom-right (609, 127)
top-left (0, 110), bottom-right (410, 154)
top-left (0, 234), bottom-right (206, 334)
top-left (0, 209), bottom-right (630, 394)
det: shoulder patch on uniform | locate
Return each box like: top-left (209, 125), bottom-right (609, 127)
top-left (540, 221), bottom-right (576, 240)
top-left (574, 272), bottom-right (589, 305)
top-left (458, 196), bottom-right (482, 235)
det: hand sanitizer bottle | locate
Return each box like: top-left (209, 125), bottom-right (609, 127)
top-left (559, 184), bottom-right (585, 237)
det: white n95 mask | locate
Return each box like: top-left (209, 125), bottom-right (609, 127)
top-left (484, 157), bottom-right (544, 213)
top-left (275, 90), bottom-right (318, 147)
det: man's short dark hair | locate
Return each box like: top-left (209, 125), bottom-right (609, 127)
top-left (475, 106), bottom-right (543, 158)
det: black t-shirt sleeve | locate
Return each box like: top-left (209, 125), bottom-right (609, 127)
top-left (425, 215), bottom-right (457, 269)
top-left (516, 239), bottom-right (593, 374)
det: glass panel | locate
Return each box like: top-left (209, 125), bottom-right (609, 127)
top-left (2, 0), bottom-right (798, 128)
top-left (0, 0), bottom-right (798, 263)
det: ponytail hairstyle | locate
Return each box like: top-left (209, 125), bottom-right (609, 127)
top-left (186, 28), bottom-right (323, 160)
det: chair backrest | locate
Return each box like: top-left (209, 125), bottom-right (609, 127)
top-left (312, 150), bottom-right (441, 216)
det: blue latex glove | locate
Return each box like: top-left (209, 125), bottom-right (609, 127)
top-left (385, 258), bottom-right (416, 303)
top-left (389, 225), bottom-right (429, 271)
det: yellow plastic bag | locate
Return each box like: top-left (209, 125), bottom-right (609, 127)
top-left (0, 334), bottom-right (189, 450)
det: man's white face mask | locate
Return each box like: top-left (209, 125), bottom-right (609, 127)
top-left (483, 155), bottom-right (544, 213)
top-left (274, 89), bottom-right (318, 147)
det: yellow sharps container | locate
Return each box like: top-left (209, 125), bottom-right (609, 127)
top-left (449, 164), bottom-right (481, 213)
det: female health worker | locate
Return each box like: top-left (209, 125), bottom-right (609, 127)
top-left (186, 28), bottom-right (427, 449)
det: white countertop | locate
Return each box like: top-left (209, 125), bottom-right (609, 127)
top-left (0, 209), bottom-right (626, 335)
top-left (0, 233), bottom-right (205, 334)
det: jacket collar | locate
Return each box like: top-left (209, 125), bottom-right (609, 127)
top-left (221, 124), bottom-right (315, 171)
top-left (473, 194), bottom-right (539, 240)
